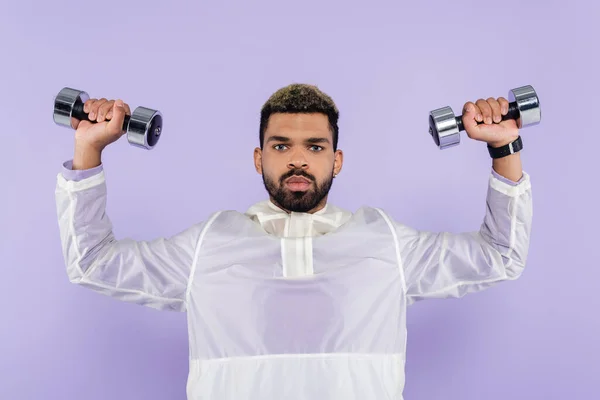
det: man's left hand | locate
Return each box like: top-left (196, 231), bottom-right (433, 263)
top-left (462, 97), bottom-right (519, 148)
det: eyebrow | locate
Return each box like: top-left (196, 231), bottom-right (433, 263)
top-left (266, 135), bottom-right (331, 144)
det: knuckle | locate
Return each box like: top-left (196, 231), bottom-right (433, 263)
top-left (477, 99), bottom-right (489, 110)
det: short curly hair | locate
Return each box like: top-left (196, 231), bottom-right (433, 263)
top-left (259, 83), bottom-right (339, 151)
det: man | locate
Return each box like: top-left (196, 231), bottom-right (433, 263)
top-left (55, 83), bottom-right (532, 399)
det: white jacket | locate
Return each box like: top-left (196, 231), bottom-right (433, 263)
top-left (55, 162), bottom-right (533, 399)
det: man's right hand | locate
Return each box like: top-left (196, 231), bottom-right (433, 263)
top-left (72, 98), bottom-right (132, 170)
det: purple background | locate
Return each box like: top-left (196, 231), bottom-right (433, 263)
top-left (1, 1), bottom-right (598, 399)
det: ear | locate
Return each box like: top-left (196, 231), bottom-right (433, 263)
top-left (253, 147), bottom-right (263, 174)
top-left (333, 149), bottom-right (344, 176)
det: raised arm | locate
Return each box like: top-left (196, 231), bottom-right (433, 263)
top-left (394, 168), bottom-right (532, 303)
top-left (55, 164), bottom-right (209, 311)
top-left (394, 94), bottom-right (534, 303)
top-left (54, 97), bottom-right (211, 312)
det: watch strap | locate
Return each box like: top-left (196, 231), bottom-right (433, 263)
top-left (488, 136), bottom-right (523, 159)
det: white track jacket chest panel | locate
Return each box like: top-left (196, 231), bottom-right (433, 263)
top-left (54, 167), bottom-right (533, 400)
top-left (186, 207), bottom-right (407, 398)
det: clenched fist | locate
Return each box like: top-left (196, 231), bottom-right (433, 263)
top-left (462, 97), bottom-right (519, 148)
top-left (75, 98), bottom-right (132, 152)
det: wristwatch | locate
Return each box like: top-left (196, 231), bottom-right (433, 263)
top-left (488, 136), bottom-right (523, 159)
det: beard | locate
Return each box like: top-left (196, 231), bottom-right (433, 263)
top-left (262, 168), bottom-right (334, 213)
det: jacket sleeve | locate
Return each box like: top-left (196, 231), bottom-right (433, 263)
top-left (55, 164), bottom-right (208, 312)
top-left (393, 170), bottom-right (533, 304)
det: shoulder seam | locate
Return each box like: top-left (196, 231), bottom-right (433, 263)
top-left (185, 210), bottom-right (224, 305)
top-left (373, 208), bottom-right (408, 295)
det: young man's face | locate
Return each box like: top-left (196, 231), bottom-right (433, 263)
top-left (254, 112), bottom-right (343, 213)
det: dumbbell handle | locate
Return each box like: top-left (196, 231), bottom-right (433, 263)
top-left (455, 101), bottom-right (520, 131)
top-left (71, 100), bottom-right (130, 132)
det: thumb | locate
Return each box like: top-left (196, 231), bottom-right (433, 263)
top-left (75, 119), bottom-right (93, 130)
top-left (106, 99), bottom-right (127, 135)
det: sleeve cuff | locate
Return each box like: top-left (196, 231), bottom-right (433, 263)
top-left (61, 159), bottom-right (104, 182)
top-left (491, 168), bottom-right (524, 186)
top-left (489, 169), bottom-right (531, 197)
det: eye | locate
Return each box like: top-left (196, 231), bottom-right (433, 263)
top-left (273, 144), bottom-right (288, 151)
top-left (310, 145), bottom-right (324, 152)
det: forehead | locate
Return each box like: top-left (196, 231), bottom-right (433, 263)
top-left (264, 113), bottom-right (331, 140)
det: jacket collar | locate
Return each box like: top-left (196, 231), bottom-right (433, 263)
top-left (244, 200), bottom-right (353, 238)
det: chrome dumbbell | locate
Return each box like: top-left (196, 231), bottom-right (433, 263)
top-left (53, 87), bottom-right (163, 150)
top-left (428, 85), bottom-right (541, 149)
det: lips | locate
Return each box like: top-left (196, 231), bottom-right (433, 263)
top-left (285, 175), bottom-right (312, 191)
top-left (286, 176), bottom-right (311, 184)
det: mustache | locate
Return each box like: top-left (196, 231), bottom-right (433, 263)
top-left (280, 169), bottom-right (315, 183)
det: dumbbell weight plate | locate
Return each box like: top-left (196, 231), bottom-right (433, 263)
top-left (53, 87), bottom-right (90, 130)
top-left (509, 85), bottom-right (541, 129)
top-left (127, 107), bottom-right (163, 149)
top-left (428, 106), bottom-right (461, 149)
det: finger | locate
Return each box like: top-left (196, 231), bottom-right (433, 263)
top-left (486, 97), bottom-right (502, 123)
top-left (461, 101), bottom-right (481, 133)
top-left (89, 98), bottom-right (107, 120)
top-left (108, 102), bottom-right (131, 120)
top-left (106, 99), bottom-right (127, 135)
top-left (97, 100), bottom-right (115, 122)
top-left (464, 101), bottom-right (483, 123)
top-left (83, 99), bottom-right (96, 114)
top-left (476, 99), bottom-right (493, 124)
top-left (497, 96), bottom-right (509, 115)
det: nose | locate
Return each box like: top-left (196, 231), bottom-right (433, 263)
top-left (287, 149), bottom-right (308, 170)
